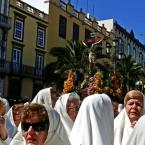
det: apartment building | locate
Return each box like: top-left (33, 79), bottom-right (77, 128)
top-left (98, 19), bottom-right (145, 67)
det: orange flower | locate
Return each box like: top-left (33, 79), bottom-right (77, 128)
top-left (63, 70), bottom-right (75, 93)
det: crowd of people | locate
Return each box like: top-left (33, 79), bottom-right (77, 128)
top-left (0, 70), bottom-right (145, 145)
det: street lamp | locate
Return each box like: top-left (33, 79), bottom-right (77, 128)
top-left (118, 52), bottom-right (126, 60)
top-left (106, 42), bottom-right (112, 55)
top-left (135, 80), bottom-right (143, 91)
top-left (112, 38), bottom-right (119, 72)
top-left (112, 37), bottom-right (126, 72)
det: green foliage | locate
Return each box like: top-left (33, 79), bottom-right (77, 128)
top-left (49, 40), bottom-right (89, 73)
top-left (116, 54), bottom-right (145, 96)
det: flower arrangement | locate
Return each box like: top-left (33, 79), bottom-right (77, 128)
top-left (93, 71), bottom-right (103, 94)
top-left (104, 72), bottom-right (122, 100)
top-left (86, 71), bottom-right (103, 95)
top-left (87, 76), bottom-right (95, 95)
top-left (63, 69), bottom-right (75, 93)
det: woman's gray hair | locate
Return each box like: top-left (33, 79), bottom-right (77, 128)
top-left (68, 92), bottom-right (80, 101)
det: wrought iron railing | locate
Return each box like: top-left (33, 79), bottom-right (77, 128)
top-left (0, 13), bottom-right (11, 29)
top-left (0, 59), bottom-right (43, 79)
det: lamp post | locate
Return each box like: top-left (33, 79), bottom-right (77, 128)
top-left (135, 80), bottom-right (143, 92)
top-left (112, 38), bottom-right (119, 72)
top-left (106, 42), bottom-right (112, 55)
top-left (118, 52), bottom-right (127, 60)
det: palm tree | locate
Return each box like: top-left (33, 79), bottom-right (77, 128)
top-left (49, 40), bottom-right (89, 74)
top-left (116, 54), bottom-right (145, 97)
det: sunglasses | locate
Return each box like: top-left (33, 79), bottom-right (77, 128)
top-left (21, 120), bottom-right (49, 132)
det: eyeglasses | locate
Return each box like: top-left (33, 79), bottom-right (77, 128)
top-left (21, 120), bottom-right (49, 132)
top-left (13, 105), bottom-right (24, 113)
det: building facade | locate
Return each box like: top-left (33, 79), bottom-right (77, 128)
top-left (98, 19), bottom-right (145, 67)
top-left (4, 0), bottom-right (145, 99)
top-left (4, 0), bottom-right (144, 100)
top-left (4, 0), bottom-right (115, 100)
top-left (3, 0), bottom-right (48, 100)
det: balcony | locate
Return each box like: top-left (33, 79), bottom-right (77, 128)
top-left (0, 13), bottom-right (11, 29)
top-left (59, 0), bottom-right (66, 11)
top-left (0, 59), bottom-right (43, 80)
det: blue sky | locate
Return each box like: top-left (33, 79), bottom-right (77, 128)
top-left (22, 0), bottom-right (145, 44)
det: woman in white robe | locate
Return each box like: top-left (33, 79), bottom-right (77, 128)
top-left (114, 108), bottom-right (133, 145)
top-left (32, 87), bottom-right (58, 108)
top-left (9, 103), bottom-right (71, 145)
top-left (0, 98), bottom-right (10, 113)
top-left (126, 115), bottom-right (145, 145)
top-left (0, 99), bottom-right (12, 145)
top-left (54, 92), bottom-right (80, 138)
top-left (6, 99), bottom-right (29, 139)
top-left (69, 93), bottom-right (114, 145)
top-left (6, 106), bottom-right (22, 138)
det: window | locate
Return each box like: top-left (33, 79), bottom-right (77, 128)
top-left (35, 54), bottom-right (44, 76)
top-left (12, 48), bottom-right (22, 72)
top-left (133, 47), bottom-right (136, 58)
top-left (139, 52), bottom-right (143, 64)
top-left (118, 38), bottom-right (124, 53)
top-left (3, 0), bottom-right (9, 14)
top-left (127, 44), bottom-right (131, 55)
top-left (14, 19), bottom-right (24, 41)
top-left (73, 23), bottom-right (79, 42)
top-left (85, 29), bottom-right (92, 40)
top-left (120, 40), bottom-right (124, 53)
top-left (130, 45), bottom-right (133, 56)
top-left (59, 15), bottom-right (67, 39)
top-left (37, 28), bottom-right (45, 48)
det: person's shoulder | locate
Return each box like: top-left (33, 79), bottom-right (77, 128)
top-left (135, 115), bottom-right (145, 127)
top-left (9, 131), bottom-right (24, 145)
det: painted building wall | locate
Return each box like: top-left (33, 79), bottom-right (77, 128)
top-left (4, 0), bottom-right (48, 100)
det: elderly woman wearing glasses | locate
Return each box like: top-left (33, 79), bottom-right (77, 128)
top-left (54, 92), bottom-right (80, 138)
top-left (10, 103), bottom-right (71, 145)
